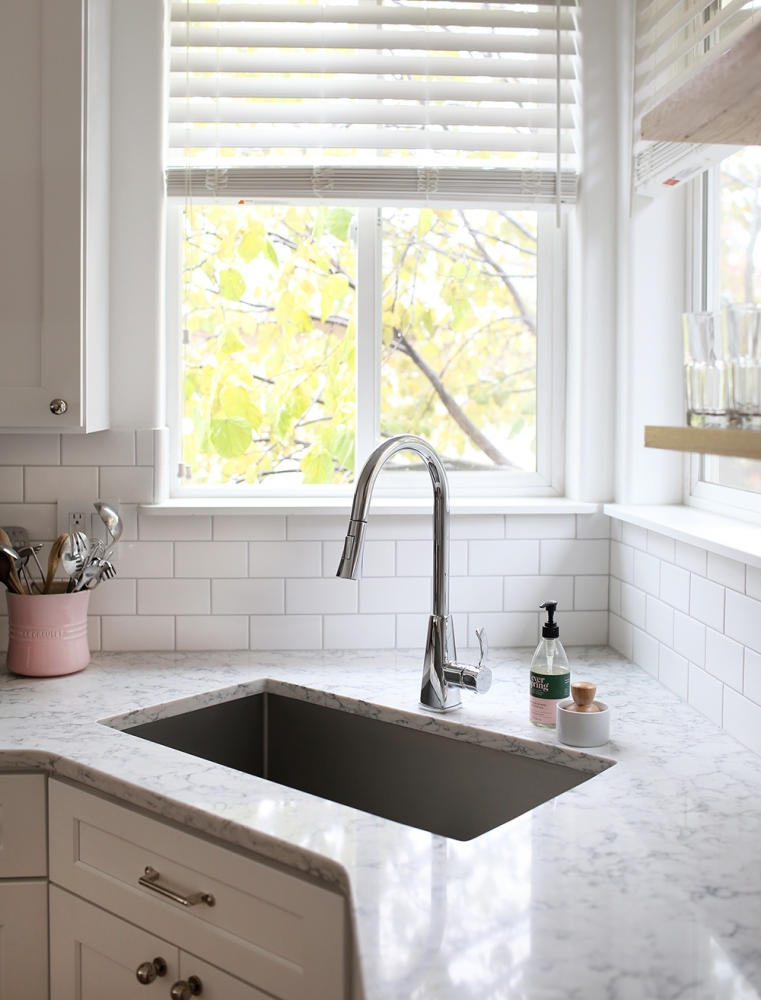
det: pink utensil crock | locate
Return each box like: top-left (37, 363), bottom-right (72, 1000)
top-left (5, 591), bottom-right (90, 677)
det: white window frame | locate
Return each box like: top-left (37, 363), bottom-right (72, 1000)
top-left (165, 198), bottom-right (567, 500)
top-left (687, 163), bottom-right (761, 522)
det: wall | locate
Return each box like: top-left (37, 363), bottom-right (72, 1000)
top-left (0, 431), bottom-right (611, 653)
top-left (608, 518), bottom-right (761, 757)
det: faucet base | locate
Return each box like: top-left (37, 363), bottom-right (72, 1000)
top-left (419, 615), bottom-right (463, 713)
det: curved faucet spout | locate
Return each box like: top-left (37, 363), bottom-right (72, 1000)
top-left (336, 435), bottom-right (449, 617)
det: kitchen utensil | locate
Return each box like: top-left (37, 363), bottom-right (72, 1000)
top-left (94, 503), bottom-right (122, 556)
top-left (43, 535), bottom-right (69, 594)
top-left (0, 549), bottom-right (24, 595)
top-left (0, 544), bottom-right (26, 594)
top-left (17, 544), bottom-right (45, 592)
top-left (61, 532), bottom-right (89, 590)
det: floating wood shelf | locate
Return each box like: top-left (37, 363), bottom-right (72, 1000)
top-left (645, 425), bottom-right (761, 460)
top-left (641, 20), bottom-right (761, 146)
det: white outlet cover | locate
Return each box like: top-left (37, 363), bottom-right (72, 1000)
top-left (56, 499), bottom-right (120, 547)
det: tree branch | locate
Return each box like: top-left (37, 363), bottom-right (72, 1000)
top-left (392, 332), bottom-right (519, 468)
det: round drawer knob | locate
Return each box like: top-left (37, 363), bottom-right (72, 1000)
top-left (136, 958), bottom-right (168, 985)
top-left (49, 399), bottom-right (68, 415)
top-left (170, 977), bottom-right (203, 999)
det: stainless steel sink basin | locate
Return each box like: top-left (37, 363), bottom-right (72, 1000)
top-left (123, 690), bottom-right (612, 841)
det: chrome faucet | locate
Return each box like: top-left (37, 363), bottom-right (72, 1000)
top-left (337, 434), bottom-right (492, 712)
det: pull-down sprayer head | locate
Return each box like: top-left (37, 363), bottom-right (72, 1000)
top-left (336, 519), bottom-right (368, 580)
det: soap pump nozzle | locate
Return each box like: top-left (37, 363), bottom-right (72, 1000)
top-left (540, 600), bottom-right (559, 639)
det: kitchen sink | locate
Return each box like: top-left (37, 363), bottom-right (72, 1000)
top-left (122, 690), bottom-right (611, 841)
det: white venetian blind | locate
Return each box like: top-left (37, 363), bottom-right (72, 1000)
top-left (633, 0), bottom-right (761, 195)
top-left (168, 0), bottom-right (579, 203)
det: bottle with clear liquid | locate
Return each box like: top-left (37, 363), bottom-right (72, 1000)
top-left (530, 601), bottom-right (570, 729)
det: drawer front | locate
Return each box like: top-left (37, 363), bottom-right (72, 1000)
top-left (50, 885), bottom-right (180, 1000)
top-left (0, 880), bottom-right (49, 1000)
top-left (0, 774), bottom-right (47, 877)
top-left (49, 780), bottom-right (346, 1000)
top-left (179, 953), bottom-right (272, 1000)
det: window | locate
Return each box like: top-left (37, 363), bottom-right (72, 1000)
top-left (693, 148), bottom-right (761, 514)
top-left (167, 0), bottom-right (578, 497)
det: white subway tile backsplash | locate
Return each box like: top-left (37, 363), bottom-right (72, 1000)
top-left (395, 613), bottom-right (430, 648)
top-left (247, 541), bottom-right (320, 578)
top-left (119, 504), bottom-right (138, 542)
top-left (139, 515), bottom-right (212, 541)
top-left (610, 541), bottom-right (634, 583)
top-left (633, 550), bottom-right (660, 597)
top-left (176, 616), bottom-right (249, 651)
top-left (622, 522), bottom-right (648, 551)
top-left (675, 541), bottom-right (707, 576)
top-left (451, 576), bottom-right (502, 613)
top-left (610, 518), bottom-right (623, 541)
top-left (660, 562), bottom-right (690, 613)
top-left (707, 552), bottom-right (745, 593)
top-left (608, 612), bottom-right (633, 659)
top-left (470, 612), bottom-right (538, 646)
top-left (450, 540), bottom-right (468, 576)
top-left (705, 628), bottom-right (744, 691)
top-left (0, 468), bottom-right (23, 503)
top-left (396, 540), bottom-right (433, 577)
top-left (574, 576), bottom-right (609, 611)
top-left (659, 646), bottom-right (688, 699)
top-left (745, 563), bottom-right (761, 601)
top-left (214, 515), bottom-right (286, 540)
top-left (576, 511), bottom-right (610, 539)
top-left (725, 589), bottom-right (761, 656)
top-left (646, 596), bottom-right (674, 647)
top-left (0, 435), bottom-right (58, 466)
top-left (366, 516), bottom-right (432, 541)
top-left (135, 429), bottom-right (154, 467)
top-left (24, 466), bottom-right (99, 504)
top-left (723, 688), bottom-right (761, 757)
top-left (211, 579), bottom-right (284, 616)
top-left (288, 577), bottom-right (358, 614)
top-left (250, 614), bottom-right (322, 650)
top-left (175, 541), bottom-right (247, 578)
top-left (117, 542), bottom-right (173, 578)
top-left (632, 627), bottom-right (659, 677)
top-left (137, 579), bottom-right (210, 616)
top-left (540, 539), bottom-right (609, 576)
top-left (688, 664), bottom-right (723, 726)
top-left (87, 578), bottom-right (137, 616)
top-left (99, 466), bottom-right (154, 504)
top-left (323, 540), bottom-right (395, 578)
top-left (102, 616), bottom-right (174, 651)
top-left (324, 614), bottom-right (396, 649)
top-left (647, 531), bottom-right (675, 563)
top-left (62, 430), bottom-right (135, 466)
top-left (673, 612), bottom-right (705, 668)
top-left (744, 648), bottom-right (761, 707)
top-left (689, 575), bottom-right (725, 632)
top-left (0, 503), bottom-right (57, 541)
top-left (359, 577), bottom-right (430, 614)
top-left (608, 577), bottom-right (621, 616)
top-left (502, 575), bottom-right (574, 613)
top-left (620, 582), bottom-right (647, 629)
top-left (559, 611), bottom-right (608, 645)
top-left (470, 539), bottom-right (539, 576)
top-left (452, 514), bottom-right (504, 539)
top-left (88, 617), bottom-right (101, 652)
top-left (504, 514), bottom-right (574, 539)
top-left (286, 515), bottom-right (348, 540)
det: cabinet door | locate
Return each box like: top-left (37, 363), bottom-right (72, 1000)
top-left (0, 0), bottom-right (109, 431)
top-left (179, 954), bottom-right (272, 1000)
top-left (50, 885), bottom-right (179, 1000)
top-left (0, 881), bottom-right (48, 1000)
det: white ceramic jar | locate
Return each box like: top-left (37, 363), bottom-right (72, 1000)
top-left (556, 698), bottom-right (610, 747)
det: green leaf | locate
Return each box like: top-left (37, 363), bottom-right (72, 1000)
top-left (219, 268), bottom-right (246, 301)
top-left (220, 385), bottom-right (263, 430)
top-left (217, 329), bottom-right (245, 356)
top-left (292, 307), bottom-right (313, 332)
top-left (417, 207), bottom-right (434, 238)
top-left (321, 272), bottom-right (350, 321)
top-left (312, 207), bottom-right (326, 243)
top-left (325, 208), bottom-right (354, 242)
top-left (275, 290), bottom-right (295, 324)
top-left (300, 446), bottom-right (334, 484)
top-left (238, 232), bottom-right (265, 264)
top-left (264, 240), bottom-right (279, 267)
top-left (210, 417), bottom-right (252, 458)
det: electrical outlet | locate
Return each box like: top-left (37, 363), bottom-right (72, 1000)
top-left (57, 499), bottom-right (120, 549)
top-left (68, 511), bottom-right (87, 535)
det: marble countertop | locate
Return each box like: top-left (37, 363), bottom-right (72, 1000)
top-left (0, 646), bottom-right (759, 999)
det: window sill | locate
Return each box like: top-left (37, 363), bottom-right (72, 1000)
top-left (140, 497), bottom-right (599, 517)
top-left (604, 502), bottom-right (761, 570)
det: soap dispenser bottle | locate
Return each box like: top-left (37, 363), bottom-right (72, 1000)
top-left (530, 601), bottom-right (570, 728)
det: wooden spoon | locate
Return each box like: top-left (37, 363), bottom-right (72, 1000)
top-left (43, 535), bottom-right (69, 594)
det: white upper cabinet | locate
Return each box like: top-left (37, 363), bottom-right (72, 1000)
top-left (0, 0), bottom-right (110, 432)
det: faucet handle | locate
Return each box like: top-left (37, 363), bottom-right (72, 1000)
top-left (475, 627), bottom-right (488, 667)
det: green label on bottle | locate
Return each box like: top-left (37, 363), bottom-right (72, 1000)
top-left (530, 671), bottom-right (570, 700)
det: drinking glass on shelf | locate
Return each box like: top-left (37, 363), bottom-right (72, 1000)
top-left (683, 311), bottom-right (729, 427)
top-left (726, 303), bottom-right (761, 429)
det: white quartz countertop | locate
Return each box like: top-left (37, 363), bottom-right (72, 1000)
top-left (0, 646), bottom-right (759, 999)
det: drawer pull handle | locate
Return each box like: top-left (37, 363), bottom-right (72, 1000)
top-left (170, 977), bottom-right (203, 999)
top-left (136, 958), bottom-right (168, 984)
top-left (139, 866), bottom-right (215, 907)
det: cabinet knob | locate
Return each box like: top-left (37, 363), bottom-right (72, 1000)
top-left (170, 978), bottom-right (203, 999)
top-left (49, 399), bottom-right (68, 415)
top-left (136, 958), bottom-right (168, 984)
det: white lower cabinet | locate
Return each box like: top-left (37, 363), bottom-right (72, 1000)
top-left (0, 880), bottom-right (49, 1000)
